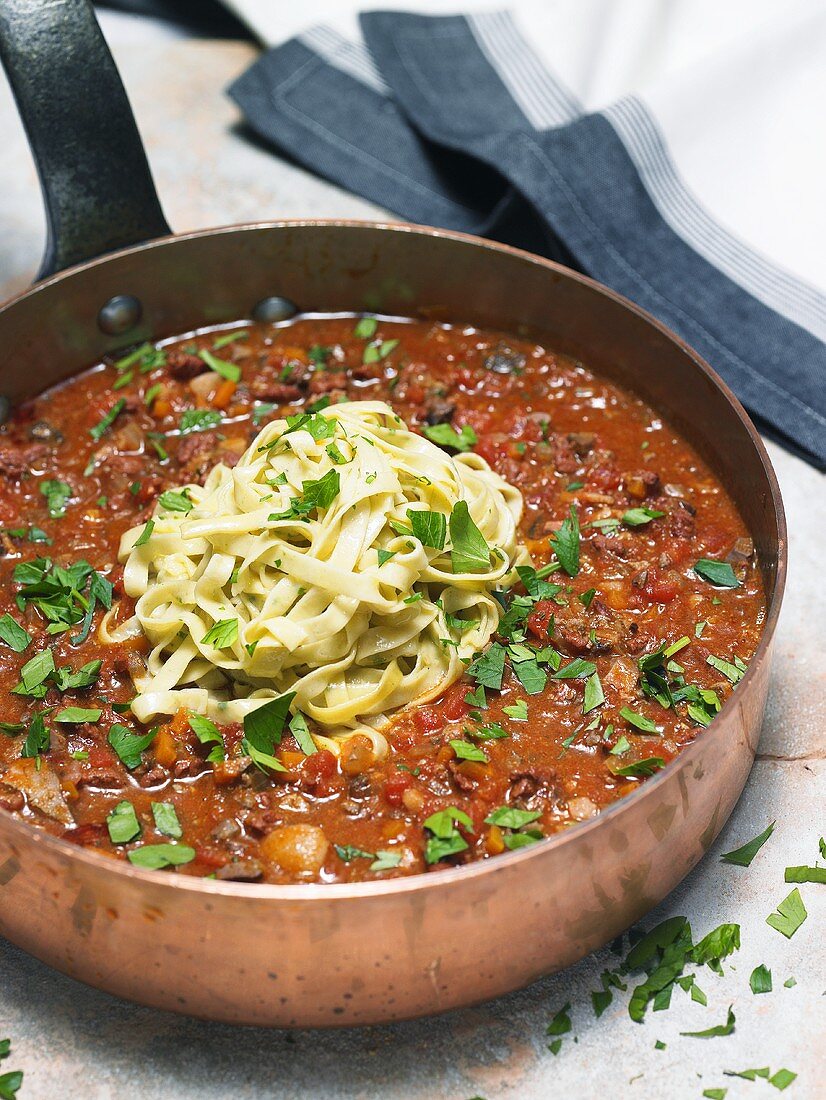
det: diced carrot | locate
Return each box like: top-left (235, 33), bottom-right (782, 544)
top-left (152, 398), bottom-right (172, 418)
top-left (211, 380), bottom-right (237, 411)
top-left (153, 725), bottom-right (178, 767)
top-left (486, 825), bottom-right (505, 855)
top-left (279, 750), bottom-right (305, 771)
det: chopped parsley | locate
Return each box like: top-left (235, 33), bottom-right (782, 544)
top-left (114, 341), bottom-right (165, 373)
top-left (201, 618), bottom-right (238, 649)
top-left (720, 821), bottom-right (775, 866)
top-left (242, 692), bottom-right (294, 773)
top-left (502, 699), bottom-right (528, 721)
top-left (449, 738), bottom-right (488, 763)
top-left (423, 806), bottom-right (473, 864)
top-left (107, 800), bottom-right (141, 844)
top-left (289, 711), bottom-right (317, 756)
top-left (421, 423), bottom-right (477, 452)
top-left (619, 707), bottom-right (659, 734)
top-left (610, 756), bottom-right (665, 778)
top-left (133, 519), bottom-right (155, 548)
top-left (784, 864), bottom-right (826, 883)
top-left (188, 713), bottom-right (226, 763)
top-left (152, 801), bottom-right (182, 839)
top-left (268, 469), bottom-right (340, 520)
top-left (21, 712), bottom-right (49, 758)
top-left (707, 653), bottom-right (747, 684)
top-left (212, 329), bottom-right (248, 350)
top-left (353, 316), bottom-right (378, 339)
top-left (179, 408), bottom-right (222, 435)
top-left (198, 348), bottom-right (240, 382)
top-left (583, 671), bottom-right (605, 713)
top-left (335, 844), bottom-right (374, 862)
top-left (449, 501), bottom-right (491, 574)
top-left (127, 843), bottom-right (196, 869)
top-left (370, 849), bottom-right (402, 872)
top-left (39, 479), bottom-right (72, 518)
top-left (622, 507), bottom-right (664, 526)
top-left (108, 723), bottom-right (157, 769)
top-left (0, 615), bottom-right (31, 654)
top-left (407, 508), bottom-right (447, 550)
top-left (158, 488), bottom-right (194, 513)
top-left (89, 397), bottom-right (126, 441)
top-left (53, 707), bottom-right (101, 724)
top-left (467, 643), bottom-right (506, 691)
top-left (766, 888), bottom-right (808, 938)
top-left (680, 1005), bottom-right (735, 1038)
top-left (749, 964), bottom-right (772, 994)
top-left (550, 505), bottom-right (580, 576)
top-left (694, 559), bottom-right (741, 588)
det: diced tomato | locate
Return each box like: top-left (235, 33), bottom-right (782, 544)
top-left (589, 464), bottom-right (622, 490)
top-left (302, 748), bottom-right (336, 790)
top-left (640, 569), bottom-right (680, 604)
top-left (87, 744), bottom-right (117, 769)
top-left (194, 845), bottom-right (228, 869)
top-left (384, 771), bottom-right (412, 807)
top-left (441, 683), bottom-right (470, 723)
top-left (413, 706), bottom-right (443, 734)
top-left (527, 599), bottom-right (555, 641)
top-left (700, 524), bottom-right (732, 557)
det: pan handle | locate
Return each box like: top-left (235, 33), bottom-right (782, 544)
top-left (0, 0), bottom-right (171, 279)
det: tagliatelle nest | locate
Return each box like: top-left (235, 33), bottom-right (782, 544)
top-left (107, 400), bottom-right (528, 755)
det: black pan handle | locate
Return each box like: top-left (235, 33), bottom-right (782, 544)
top-left (0, 0), bottom-right (171, 279)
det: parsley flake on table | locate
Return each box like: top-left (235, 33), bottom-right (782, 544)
top-left (720, 820), bottom-right (775, 866)
top-left (766, 888), bottom-right (808, 938)
top-left (680, 1004), bottom-right (735, 1038)
top-left (749, 964), bottom-right (772, 994)
top-left (784, 864), bottom-right (826, 884)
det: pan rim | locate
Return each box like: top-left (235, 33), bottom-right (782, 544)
top-left (0, 218), bottom-right (788, 899)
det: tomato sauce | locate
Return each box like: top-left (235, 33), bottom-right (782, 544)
top-left (0, 316), bottom-right (765, 882)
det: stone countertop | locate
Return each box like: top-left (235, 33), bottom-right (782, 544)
top-left (0, 36), bottom-right (823, 1100)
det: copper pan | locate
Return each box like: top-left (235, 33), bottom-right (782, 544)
top-left (0, 0), bottom-right (785, 1026)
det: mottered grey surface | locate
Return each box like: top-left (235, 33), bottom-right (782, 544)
top-left (0, 32), bottom-right (823, 1100)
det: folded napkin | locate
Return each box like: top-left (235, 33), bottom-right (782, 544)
top-left (228, 3), bottom-right (826, 468)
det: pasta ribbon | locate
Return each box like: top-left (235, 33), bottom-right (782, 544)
top-left (111, 401), bottom-right (528, 753)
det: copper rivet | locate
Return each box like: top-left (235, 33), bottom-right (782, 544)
top-left (97, 294), bottom-right (142, 334)
top-left (251, 296), bottom-right (297, 323)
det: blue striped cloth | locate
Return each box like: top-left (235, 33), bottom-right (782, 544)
top-left (229, 9), bottom-right (826, 468)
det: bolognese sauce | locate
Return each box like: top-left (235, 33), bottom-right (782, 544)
top-left (0, 316), bottom-right (764, 882)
